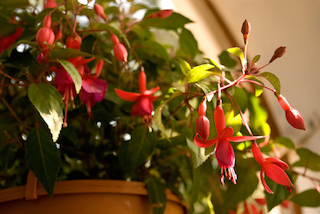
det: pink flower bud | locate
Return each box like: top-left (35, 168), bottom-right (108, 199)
top-left (111, 33), bottom-right (119, 45)
top-left (286, 108), bottom-right (305, 130)
top-left (113, 43), bottom-right (128, 62)
top-left (198, 100), bottom-right (207, 116)
top-left (269, 46), bottom-right (286, 63)
top-left (43, 15), bottom-right (52, 28)
top-left (196, 115), bottom-right (210, 140)
top-left (66, 34), bottom-right (82, 50)
top-left (36, 27), bottom-right (55, 49)
top-left (277, 94), bottom-right (291, 111)
top-left (158, 10), bottom-right (173, 18)
top-left (94, 4), bottom-right (108, 22)
top-left (44, 0), bottom-right (57, 9)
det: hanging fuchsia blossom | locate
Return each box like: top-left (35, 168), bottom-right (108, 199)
top-left (194, 101), bottom-right (264, 185)
top-left (251, 142), bottom-right (295, 194)
top-left (115, 70), bottom-right (160, 125)
top-left (79, 59), bottom-right (108, 118)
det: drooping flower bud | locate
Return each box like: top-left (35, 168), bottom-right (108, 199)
top-left (43, 15), bottom-right (52, 28)
top-left (196, 115), bottom-right (210, 140)
top-left (158, 9), bottom-right (173, 18)
top-left (214, 100), bottom-right (226, 134)
top-left (198, 99), bottom-right (207, 116)
top-left (286, 108), bottom-right (305, 130)
top-left (277, 94), bottom-right (291, 111)
top-left (111, 33), bottom-right (119, 45)
top-left (241, 19), bottom-right (251, 44)
top-left (269, 46), bottom-right (286, 63)
top-left (44, 0), bottom-right (57, 9)
top-left (113, 43), bottom-right (128, 62)
top-left (94, 3), bottom-right (108, 22)
top-left (36, 27), bottom-right (55, 49)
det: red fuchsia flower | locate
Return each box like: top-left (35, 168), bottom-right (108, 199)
top-left (110, 34), bottom-right (128, 62)
top-left (0, 27), bottom-right (23, 55)
top-left (94, 3), bottom-right (108, 22)
top-left (243, 201), bottom-right (262, 214)
top-left (79, 59), bottom-right (108, 118)
top-left (251, 142), bottom-right (295, 194)
top-left (115, 70), bottom-right (160, 125)
top-left (44, 0), bottom-right (57, 9)
top-left (277, 94), bottom-right (305, 130)
top-left (194, 101), bottom-right (264, 185)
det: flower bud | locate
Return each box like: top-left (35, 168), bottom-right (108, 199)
top-left (94, 4), bottom-right (108, 22)
top-left (196, 115), bottom-right (210, 140)
top-left (113, 43), bottom-right (128, 62)
top-left (241, 19), bottom-right (251, 44)
top-left (277, 94), bottom-right (291, 111)
top-left (43, 15), bottom-right (52, 28)
top-left (36, 27), bottom-right (55, 49)
top-left (148, 12), bottom-right (159, 19)
top-left (269, 46), bottom-right (286, 63)
top-left (198, 99), bottom-right (207, 116)
top-left (214, 101), bottom-right (226, 134)
top-left (66, 34), bottom-right (82, 50)
top-left (111, 33), bottom-right (119, 45)
top-left (286, 108), bottom-right (305, 130)
top-left (158, 10), bottom-right (173, 18)
top-left (44, 0), bottom-right (57, 9)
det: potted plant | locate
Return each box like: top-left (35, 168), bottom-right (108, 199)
top-left (0, 0), bottom-right (319, 213)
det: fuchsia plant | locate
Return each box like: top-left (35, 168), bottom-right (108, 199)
top-left (1, 1), bottom-right (319, 214)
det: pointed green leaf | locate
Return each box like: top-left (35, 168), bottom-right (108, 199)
top-left (25, 126), bottom-right (61, 196)
top-left (135, 40), bottom-right (169, 62)
top-left (252, 55), bottom-right (261, 64)
top-left (187, 167), bottom-right (201, 214)
top-left (227, 47), bottom-right (244, 64)
top-left (177, 28), bottom-right (199, 59)
top-left (50, 48), bottom-right (92, 60)
top-left (28, 83), bottom-right (63, 142)
top-left (292, 148), bottom-right (320, 171)
top-left (290, 189), bottom-right (320, 207)
top-left (175, 57), bottom-right (191, 75)
top-left (182, 64), bottom-right (215, 85)
top-left (57, 59), bottom-right (82, 94)
top-left (219, 51), bottom-right (237, 68)
top-left (146, 177), bottom-right (167, 214)
top-left (154, 105), bottom-right (168, 139)
top-left (259, 72), bottom-right (281, 95)
top-left (206, 57), bottom-right (221, 70)
top-left (274, 137), bottom-right (295, 149)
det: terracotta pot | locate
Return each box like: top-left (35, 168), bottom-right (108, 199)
top-left (0, 172), bottom-right (186, 214)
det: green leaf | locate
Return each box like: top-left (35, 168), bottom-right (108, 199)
top-left (252, 55), bottom-right (261, 65)
top-left (130, 3), bottom-right (149, 14)
top-left (118, 126), bottom-right (156, 175)
top-left (245, 75), bottom-right (264, 97)
top-left (290, 189), bottom-right (320, 207)
top-left (175, 57), bottom-right (191, 75)
top-left (247, 91), bottom-right (268, 130)
top-left (28, 83), bottom-right (64, 142)
top-left (224, 103), bottom-right (242, 135)
top-left (292, 148), bottom-right (320, 171)
top-left (154, 105), bottom-right (168, 139)
top-left (177, 28), bottom-right (199, 59)
top-left (57, 59), bottom-right (82, 94)
top-left (227, 47), bottom-right (244, 65)
top-left (274, 137), bottom-right (295, 149)
top-left (188, 166), bottom-right (201, 214)
top-left (139, 12), bottom-right (193, 30)
top-left (25, 126), bottom-right (61, 196)
top-left (265, 176), bottom-right (292, 211)
top-left (182, 64), bottom-right (215, 85)
top-left (206, 58), bottom-right (221, 70)
top-left (146, 177), bottom-right (167, 214)
top-left (93, 23), bottom-right (130, 48)
top-left (0, 0), bottom-right (29, 7)
top-left (135, 40), bottom-right (169, 62)
top-left (50, 49), bottom-right (92, 60)
top-left (226, 86), bottom-right (248, 113)
top-left (259, 72), bottom-right (281, 95)
top-left (184, 127), bottom-right (209, 168)
top-left (218, 51), bottom-right (237, 68)
top-left (156, 135), bottom-right (186, 149)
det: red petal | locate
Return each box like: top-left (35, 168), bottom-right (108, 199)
top-left (260, 170), bottom-right (274, 194)
top-left (93, 59), bottom-right (104, 78)
top-left (138, 96), bottom-right (153, 116)
top-left (265, 157), bottom-right (289, 170)
top-left (115, 89), bottom-right (140, 101)
top-left (143, 86), bottom-right (160, 96)
top-left (214, 104), bottom-right (226, 134)
top-left (262, 162), bottom-right (294, 187)
top-left (130, 101), bottom-right (140, 116)
top-left (228, 135), bottom-right (264, 142)
top-left (219, 127), bottom-right (234, 139)
top-left (251, 142), bottom-right (265, 165)
top-left (194, 134), bottom-right (217, 148)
